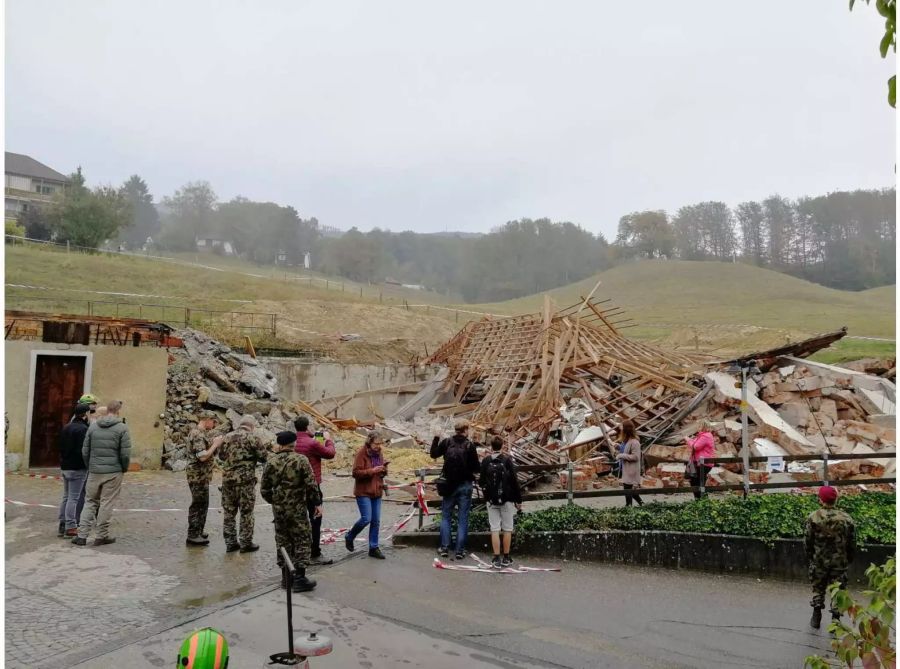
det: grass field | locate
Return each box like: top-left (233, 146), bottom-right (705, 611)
top-left (5, 244), bottom-right (895, 362)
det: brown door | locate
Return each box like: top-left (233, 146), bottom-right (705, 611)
top-left (29, 355), bottom-right (86, 468)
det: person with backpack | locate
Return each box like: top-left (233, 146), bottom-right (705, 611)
top-left (479, 435), bottom-right (522, 568)
top-left (686, 420), bottom-right (716, 499)
top-left (616, 420), bottom-right (644, 507)
top-left (430, 420), bottom-right (480, 560)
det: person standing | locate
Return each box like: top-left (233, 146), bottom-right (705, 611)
top-left (806, 486), bottom-right (856, 629)
top-left (185, 411), bottom-right (224, 546)
top-left (686, 421), bottom-right (716, 499)
top-left (57, 403), bottom-right (90, 537)
top-left (218, 415), bottom-right (270, 553)
top-left (72, 400), bottom-right (131, 547)
top-left (616, 420), bottom-right (644, 507)
top-left (478, 436), bottom-right (522, 568)
top-left (261, 431), bottom-right (322, 592)
top-left (431, 420), bottom-right (480, 560)
top-left (345, 432), bottom-right (387, 559)
top-left (293, 416), bottom-right (336, 565)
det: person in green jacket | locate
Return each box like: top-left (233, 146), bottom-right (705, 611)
top-left (72, 400), bottom-right (132, 547)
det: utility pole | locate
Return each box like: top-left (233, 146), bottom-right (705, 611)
top-left (740, 364), bottom-right (750, 497)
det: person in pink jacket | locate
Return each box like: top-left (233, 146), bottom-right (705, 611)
top-left (294, 416), bottom-right (336, 564)
top-left (686, 421), bottom-right (716, 499)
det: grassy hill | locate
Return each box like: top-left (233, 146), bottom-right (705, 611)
top-left (5, 245), bottom-right (894, 362)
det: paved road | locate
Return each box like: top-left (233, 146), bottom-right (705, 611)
top-left (6, 471), bottom-right (839, 668)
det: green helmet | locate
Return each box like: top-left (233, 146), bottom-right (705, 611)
top-left (78, 394), bottom-right (98, 405)
top-left (176, 627), bottom-right (229, 669)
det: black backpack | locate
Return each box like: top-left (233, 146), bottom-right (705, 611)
top-left (442, 438), bottom-right (470, 485)
top-left (484, 456), bottom-right (507, 505)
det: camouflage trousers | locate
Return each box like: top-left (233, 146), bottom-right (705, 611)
top-left (273, 504), bottom-right (312, 571)
top-left (221, 478), bottom-right (257, 547)
top-left (809, 563), bottom-right (848, 610)
top-left (187, 477), bottom-right (210, 537)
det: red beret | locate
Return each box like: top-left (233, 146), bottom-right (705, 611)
top-left (818, 486), bottom-right (838, 504)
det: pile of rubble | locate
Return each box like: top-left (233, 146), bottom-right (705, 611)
top-left (163, 330), bottom-right (304, 470)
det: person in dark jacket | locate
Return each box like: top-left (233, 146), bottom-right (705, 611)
top-left (72, 400), bottom-right (132, 547)
top-left (294, 415), bottom-right (336, 564)
top-left (57, 403), bottom-right (90, 537)
top-left (479, 436), bottom-right (522, 568)
top-left (346, 431), bottom-right (387, 559)
top-left (431, 420), bottom-right (480, 560)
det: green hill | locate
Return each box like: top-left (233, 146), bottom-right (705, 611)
top-left (481, 260), bottom-right (895, 340)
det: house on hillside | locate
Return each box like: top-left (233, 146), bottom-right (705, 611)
top-left (4, 311), bottom-right (172, 471)
top-left (196, 237), bottom-right (235, 256)
top-left (4, 152), bottom-right (69, 221)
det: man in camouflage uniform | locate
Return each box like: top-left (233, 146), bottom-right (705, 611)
top-left (260, 431), bottom-right (322, 592)
top-left (218, 415), bottom-right (270, 553)
top-left (185, 411), bottom-right (224, 546)
top-left (805, 485), bottom-right (856, 629)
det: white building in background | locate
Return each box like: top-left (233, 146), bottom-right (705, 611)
top-left (303, 251), bottom-right (311, 270)
top-left (196, 237), bottom-right (235, 255)
top-left (4, 152), bottom-right (69, 221)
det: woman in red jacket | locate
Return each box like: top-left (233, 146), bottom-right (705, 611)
top-left (686, 421), bottom-right (716, 499)
top-left (346, 432), bottom-right (388, 559)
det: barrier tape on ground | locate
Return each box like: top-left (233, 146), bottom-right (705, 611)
top-left (434, 555), bottom-right (561, 574)
top-left (5, 471), bottom-right (63, 481)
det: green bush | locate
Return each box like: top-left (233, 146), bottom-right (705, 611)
top-left (460, 493), bottom-right (895, 546)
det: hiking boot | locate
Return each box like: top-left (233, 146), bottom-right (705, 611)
top-left (345, 536), bottom-right (355, 552)
top-left (65, 528), bottom-right (78, 537)
top-left (454, 551), bottom-right (466, 561)
top-left (438, 547), bottom-right (449, 558)
top-left (225, 543), bottom-right (241, 553)
top-left (292, 570), bottom-right (317, 593)
top-left (201, 532), bottom-right (209, 539)
top-left (310, 555), bottom-right (333, 565)
top-left (239, 543), bottom-right (260, 553)
top-left (57, 522), bottom-right (65, 538)
top-left (368, 547), bottom-right (386, 559)
top-left (93, 537), bottom-right (116, 546)
top-left (71, 537), bottom-right (87, 546)
top-left (501, 555), bottom-right (513, 568)
top-left (491, 555), bottom-right (502, 569)
top-left (810, 607), bottom-right (822, 629)
top-left (186, 536), bottom-right (210, 546)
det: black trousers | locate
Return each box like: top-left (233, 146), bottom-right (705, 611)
top-left (689, 465), bottom-right (713, 499)
top-left (623, 483), bottom-right (643, 507)
top-left (307, 493), bottom-right (323, 557)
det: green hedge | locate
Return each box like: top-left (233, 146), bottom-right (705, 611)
top-left (459, 493), bottom-right (895, 546)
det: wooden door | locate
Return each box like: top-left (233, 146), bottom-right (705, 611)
top-left (29, 355), bottom-right (86, 468)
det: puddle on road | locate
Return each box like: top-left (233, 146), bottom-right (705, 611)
top-left (179, 584), bottom-right (254, 608)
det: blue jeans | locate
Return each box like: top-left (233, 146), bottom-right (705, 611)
top-left (348, 496), bottom-right (382, 549)
top-left (440, 481), bottom-right (473, 554)
top-left (58, 470), bottom-right (87, 530)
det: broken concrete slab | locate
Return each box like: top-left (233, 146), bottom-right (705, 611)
top-left (868, 414), bottom-right (897, 429)
top-left (388, 436), bottom-right (418, 449)
top-left (818, 399), bottom-right (838, 422)
top-left (857, 387), bottom-right (896, 416)
top-left (777, 402), bottom-right (812, 429)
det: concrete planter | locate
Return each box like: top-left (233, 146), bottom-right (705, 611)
top-left (392, 529), bottom-right (893, 583)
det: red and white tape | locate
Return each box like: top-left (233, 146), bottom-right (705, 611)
top-left (5, 471), bottom-right (62, 481)
top-left (433, 553), bottom-right (561, 574)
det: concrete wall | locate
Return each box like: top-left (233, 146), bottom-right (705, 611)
top-left (262, 359), bottom-right (439, 419)
top-left (5, 341), bottom-right (168, 470)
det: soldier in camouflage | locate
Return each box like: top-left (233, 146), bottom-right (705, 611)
top-left (261, 431), bottom-right (322, 592)
top-left (805, 485), bottom-right (856, 629)
top-left (217, 415), bottom-right (270, 553)
top-left (185, 411), bottom-right (224, 546)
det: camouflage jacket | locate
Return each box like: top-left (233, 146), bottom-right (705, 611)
top-left (260, 451), bottom-right (321, 509)
top-left (805, 507), bottom-right (856, 568)
top-left (186, 427), bottom-right (216, 480)
top-left (218, 429), bottom-right (269, 483)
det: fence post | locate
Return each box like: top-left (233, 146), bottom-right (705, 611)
top-left (66, 240), bottom-right (70, 254)
top-left (185, 308), bottom-right (191, 327)
top-left (566, 461), bottom-right (575, 506)
top-left (822, 452), bottom-right (829, 486)
top-left (272, 314), bottom-right (277, 338)
top-left (417, 470), bottom-right (426, 529)
top-left (699, 457), bottom-right (706, 497)
top-left (456, 310), bottom-right (459, 323)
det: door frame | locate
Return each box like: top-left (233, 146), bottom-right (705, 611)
top-left (24, 350), bottom-right (93, 469)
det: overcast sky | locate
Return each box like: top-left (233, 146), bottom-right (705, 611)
top-left (5, 1), bottom-right (895, 238)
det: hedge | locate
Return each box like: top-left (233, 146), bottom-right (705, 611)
top-left (459, 493), bottom-right (895, 546)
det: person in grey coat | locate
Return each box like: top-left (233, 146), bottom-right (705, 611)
top-left (72, 400), bottom-right (132, 547)
top-left (616, 420), bottom-right (644, 507)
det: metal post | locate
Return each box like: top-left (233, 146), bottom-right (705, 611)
top-left (566, 461), bottom-right (575, 505)
top-left (741, 365), bottom-right (750, 498)
top-left (822, 452), bottom-right (829, 486)
top-left (699, 457), bottom-right (706, 497)
top-left (279, 547), bottom-right (295, 655)
top-left (417, 470), bottom-right (426, 530)
top-left (66, 240), bottom-right (70, 253)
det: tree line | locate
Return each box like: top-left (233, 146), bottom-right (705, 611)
top-left (613, 189), bottom-right (895, 290)
top-left (16, 168), bottom-right (894, 300)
